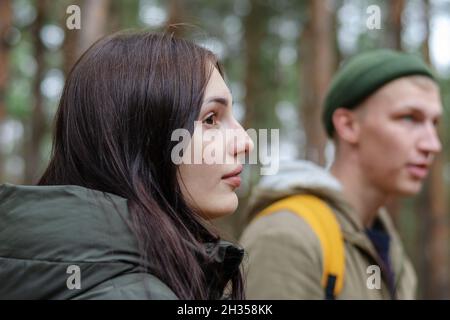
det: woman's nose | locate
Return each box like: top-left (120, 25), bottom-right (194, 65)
top-left (228, 126), bottom-right (254, 157)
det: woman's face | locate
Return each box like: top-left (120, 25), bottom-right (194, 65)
top-left (177, 67), bottom-right (254, 220)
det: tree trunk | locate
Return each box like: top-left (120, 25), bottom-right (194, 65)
top-left (422, 0), bottom-right (431, 63)
top-left (0, 0), bottom-right (12, 181)
top-left (213, 0), bottom-right (270, 239)
top-left (78, 0), bottom-right (110, 57)
top-left (299, 0), bottom-right (334, 166)
top-left (166, 0), bottom-right (185, 37)
top-left (24, 0), bottom-right (47, 183)
top-left (384, 0), bottom-right (406, 228)
top-left (387, 0), bottom-right (405, 50)
top-left (242, 0), bottom-right (268, 130)
top-left (0, 0), bottom-right (12, 120)
top-left (62, 0), bottom-right (81, 77)
top-left (425, 151), bottom-right (450, 298)
top-left (417, 0), bottom-right (449, 299)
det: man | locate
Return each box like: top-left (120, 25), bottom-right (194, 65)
top-left (240, 49), bottom-right (443, 299)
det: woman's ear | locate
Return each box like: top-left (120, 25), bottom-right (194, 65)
top-left (332, 108), bottom-right (360, 144)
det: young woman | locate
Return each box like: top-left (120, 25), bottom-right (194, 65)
top-left (0, 31), bottom-right (253, 300)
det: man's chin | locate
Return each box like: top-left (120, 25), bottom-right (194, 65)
top-left (397, 181), bottom-right (423, 197)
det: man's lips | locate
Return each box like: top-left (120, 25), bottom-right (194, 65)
top-left (406, 163), bottom-right (429, 179)
top-left (222, 165), bottom-right (243, 188)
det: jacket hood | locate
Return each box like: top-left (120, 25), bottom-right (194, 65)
top-left (247, 160), bottom-right (347, 220)
top-left (0, 183), bottom-right (243, 299)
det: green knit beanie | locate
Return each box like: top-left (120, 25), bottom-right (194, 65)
top-left (323, 49), bottom-right (436, 137)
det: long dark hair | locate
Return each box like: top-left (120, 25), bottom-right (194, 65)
top-left (38, 31), bottom-right (244, 299)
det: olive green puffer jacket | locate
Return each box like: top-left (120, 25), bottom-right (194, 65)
top-left (0, 183), bottom-right (243, 300)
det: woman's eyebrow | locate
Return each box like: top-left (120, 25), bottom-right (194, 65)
top-left (203, 96), bottom-right (230, 107)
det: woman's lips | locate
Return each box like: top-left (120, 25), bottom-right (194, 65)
top-left (222, 165), bottom-right (243, 188)
top-left (222, 176), bottom-right (241, 188)
top-left (407, 164), bottom-right (429, 179)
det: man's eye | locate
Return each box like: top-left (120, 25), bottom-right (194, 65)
top-left (203, 113), bottom-right (217, 126)
top-left (401, 115), bottom-right (415, 122)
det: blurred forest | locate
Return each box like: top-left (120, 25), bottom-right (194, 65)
top-left (0, 0), bottom-right (449, 299)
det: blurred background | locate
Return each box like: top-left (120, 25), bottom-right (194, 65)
top-left (0, 0), bottom-right (449, 299)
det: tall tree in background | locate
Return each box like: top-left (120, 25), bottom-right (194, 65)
top-left (0, 0), bottom-right (12, 181)
top-left (299, 0), bottom-right (334, 166)
top-left (417, 0), bottom-right (449, 299)
top-left (221, 0), bottom-right (272, 239)
top-left (60, 0), bottom-right (110, 88)
top-left (24, 0), bottom-right (47, 183)
top-left (332, 0), bottom-right (342, 69)
top-left (166, 0), bottom-right (185, 37)
top-left (386, 0), bottom-right (405, 50)
top-left (0, 0), bottom-right (12, 121)
top-left (78, 0), bottom-right (110, 57)
top-left (243, 0), bottom-right (270, 130)
top-left (422, 0), bottom-right (431, 63)
top-left (62, 0), bottom-right (81, 76)
top-left (385, 0), bottom-right (406, 229)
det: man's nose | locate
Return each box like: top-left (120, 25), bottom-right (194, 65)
top-left (418, 122), bottom-right (442, 155)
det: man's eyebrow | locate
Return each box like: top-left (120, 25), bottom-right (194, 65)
top-left (203, 96), bottom-right (230, 107)
top-left (397, 105), bottom-right (442, 116)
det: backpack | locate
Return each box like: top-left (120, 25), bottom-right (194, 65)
top-left (255, 194), bottom-right (345, 299)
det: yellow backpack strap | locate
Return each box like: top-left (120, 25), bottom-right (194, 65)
top-left (256, 194), bottom-right (345, 299)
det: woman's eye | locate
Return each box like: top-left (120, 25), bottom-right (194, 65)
top-left (203, 113), bottom-right (217, 126)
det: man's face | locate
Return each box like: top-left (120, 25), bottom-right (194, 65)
top-left (354, 76), bottom-right (443, 196)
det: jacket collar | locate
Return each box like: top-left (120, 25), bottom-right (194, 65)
top-left (336, 204), bottom-right (406, 298)
top-left (202, 240), bottom-right (244, 299)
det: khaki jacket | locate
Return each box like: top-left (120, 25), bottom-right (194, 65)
top-left (240, 161), bottom-right (417, 299)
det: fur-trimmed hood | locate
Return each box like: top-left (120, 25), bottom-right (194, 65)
top-left (246, 160), bottom-right (348, 221)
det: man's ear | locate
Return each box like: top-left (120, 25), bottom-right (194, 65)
top-left (332, 108), bottom-right (360, 144)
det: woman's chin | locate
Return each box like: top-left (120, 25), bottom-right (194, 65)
top-left (203, 193), bottom-right (239, 219)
